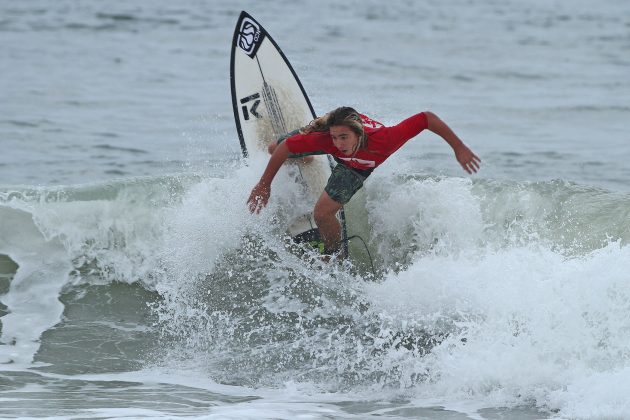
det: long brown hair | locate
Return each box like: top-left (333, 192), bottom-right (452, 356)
top-left (301, 106), bottom-right (367, 149)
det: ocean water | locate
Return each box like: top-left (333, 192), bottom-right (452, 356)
top-left (1, 0), bottom-right (630, 419)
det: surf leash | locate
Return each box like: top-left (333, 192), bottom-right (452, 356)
top-left (342, 235), bottom-right (376, 277)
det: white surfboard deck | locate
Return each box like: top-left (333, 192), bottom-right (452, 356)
top-left (230, 11), bottom-right (345, 243)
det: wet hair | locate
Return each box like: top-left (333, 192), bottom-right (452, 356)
top-left (301, 106), bottom-right (366, 149)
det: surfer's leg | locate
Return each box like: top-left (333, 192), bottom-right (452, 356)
top-left (313, 192), bottom-right (344, 253)
top-left (315, 165), bottom-right (365, 254)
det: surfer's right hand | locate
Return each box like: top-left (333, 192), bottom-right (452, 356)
top-left (247, 181), bottom-right (271, 214)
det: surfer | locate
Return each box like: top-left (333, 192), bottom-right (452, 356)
top-left (247, 107), bottom-right (481, 255)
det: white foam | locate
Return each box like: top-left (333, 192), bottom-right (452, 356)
top-left (356, 171), bottom-right (630, 416)
top-left (365, 173), bottom-right (484, 265)
top-left (547, 366), bottom-right (630, 418)
top-left (365, 237), bottom-right (630, 416)
top-left (0, 206), bottom-right (71, 366)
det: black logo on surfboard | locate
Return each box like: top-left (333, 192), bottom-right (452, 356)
top-left (237, 17), bottom-right (265, 58)
top-left (240, 93), bottom-right (261, 120)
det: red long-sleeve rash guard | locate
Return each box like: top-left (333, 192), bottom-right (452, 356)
top-left (284, 113), bottom-right (429, 172)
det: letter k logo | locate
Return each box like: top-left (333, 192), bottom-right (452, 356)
top-left (240, 93), bottom-right (262, 121)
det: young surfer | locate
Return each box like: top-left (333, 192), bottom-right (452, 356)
top-left (247, 107), bottom-right (481, 255)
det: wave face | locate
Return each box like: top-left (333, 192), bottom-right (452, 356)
top-left (2, 170), bottom-right (630, 418)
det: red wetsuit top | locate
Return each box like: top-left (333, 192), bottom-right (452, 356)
top-left (285, 113), bottom-right (429, 177)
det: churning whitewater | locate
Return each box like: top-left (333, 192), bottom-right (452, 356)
top-left (3, 167), bottom-right (630, 418)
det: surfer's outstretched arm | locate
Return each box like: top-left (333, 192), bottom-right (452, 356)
top-left (424, 111), bottom-right (481, 174)
top-left (247, 142), bottom-right (290, 213)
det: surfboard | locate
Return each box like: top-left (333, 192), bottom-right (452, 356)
top-left (230, 11), bottom-right (348, 255)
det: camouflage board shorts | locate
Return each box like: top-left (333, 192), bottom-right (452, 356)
top-left (324, 163), bottom-right (366, 205)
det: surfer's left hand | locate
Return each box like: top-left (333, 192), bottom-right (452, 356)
top-left (455, 145), bottom-right (481, 174)
top-left (247, 182), bottom-right (270, 213)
